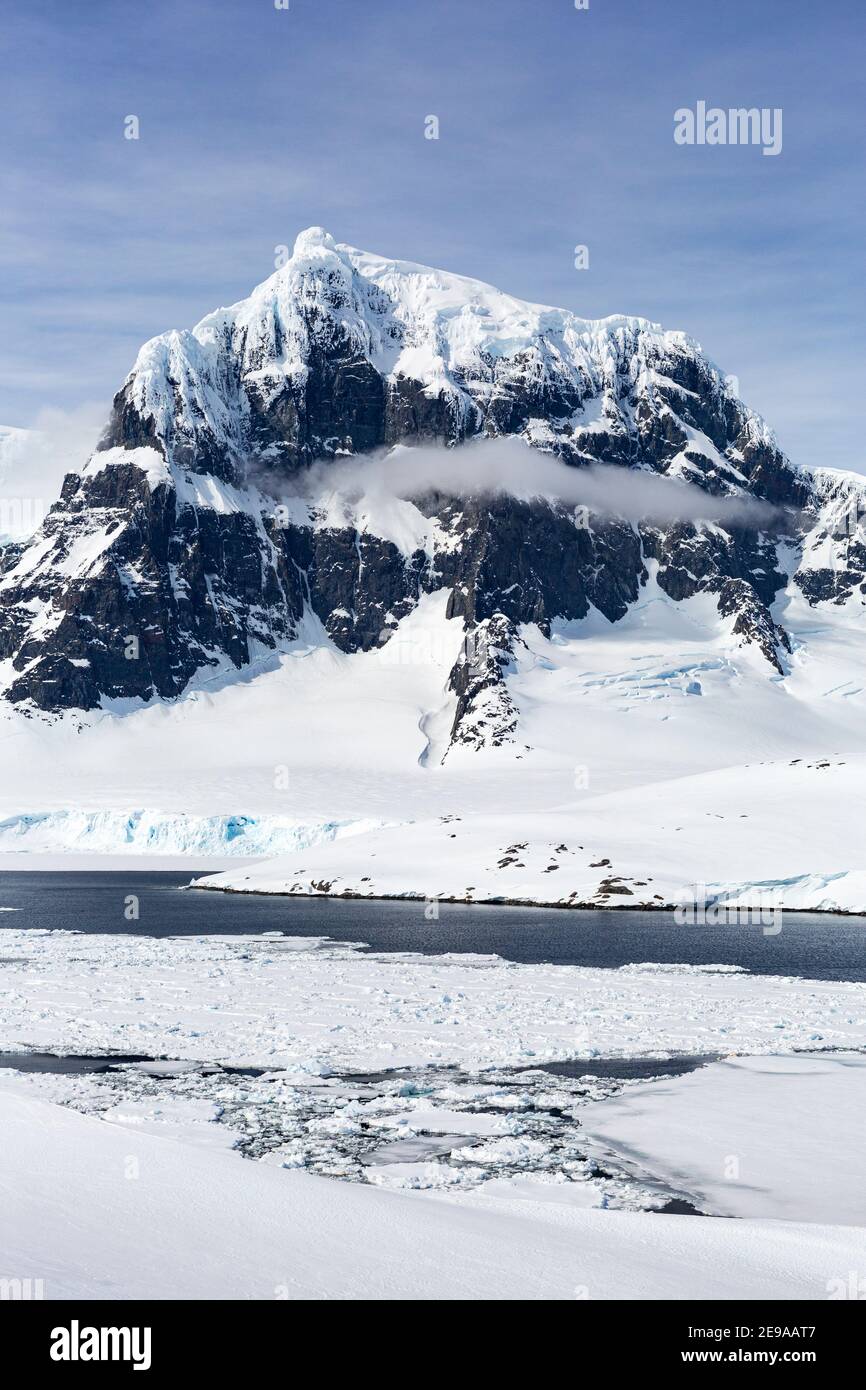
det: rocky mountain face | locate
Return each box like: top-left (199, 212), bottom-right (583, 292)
top-left (1, 228), bottom-right (864, 751)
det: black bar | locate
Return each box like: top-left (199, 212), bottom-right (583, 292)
top-left (8, 1299), bottom-right (861, 1374)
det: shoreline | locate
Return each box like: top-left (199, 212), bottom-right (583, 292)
top-left (2, 859), bottom-right (863, 918)
top-left (186, 882), bottom-right (866, 918)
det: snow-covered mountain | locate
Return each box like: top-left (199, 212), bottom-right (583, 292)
top-left (1, 229), bottom-right (865, 908)
top-left (3, 227), bottom-right (864, 720)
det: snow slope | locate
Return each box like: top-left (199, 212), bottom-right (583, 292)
top-left (191, 571), bottom-right (866, 912)
top-left (3, 1085), bottom-right (861, 1301)
top-left (583, 1054), bottom-right (866, 1225)
top-left (193, 766), bottom-right (866, 915)
top-left (1, 567), bottom-right (865, 908)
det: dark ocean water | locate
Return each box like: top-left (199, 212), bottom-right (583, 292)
top-left (1, 871), bottom-right (865, 980)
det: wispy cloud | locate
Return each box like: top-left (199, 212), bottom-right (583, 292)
top-left (0, 403), bottom-right (107, 536)
top-left (257, 438), bottom-right (781, 528)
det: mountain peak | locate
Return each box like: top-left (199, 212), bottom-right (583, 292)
top-left (111, 228), bottom-right (769, 491)
top-left (292, 225), bottom-right (338, 257)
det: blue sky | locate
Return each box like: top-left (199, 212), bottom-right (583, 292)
top-left (1, 0), bottom-right (863, 470)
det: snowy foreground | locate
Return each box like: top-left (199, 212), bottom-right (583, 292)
top-left (2, 1085), bottom-right (863, 1301)
top-left (1, 927), bottom-right (866, 1299)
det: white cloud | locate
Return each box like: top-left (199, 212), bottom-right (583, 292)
top-left (258, 437), bottom-right (780, 528)
top-left (0, 403), bottom-right (108, 540)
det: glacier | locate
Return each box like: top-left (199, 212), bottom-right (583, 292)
top-left (0, 809), bottom-right (381, 857)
